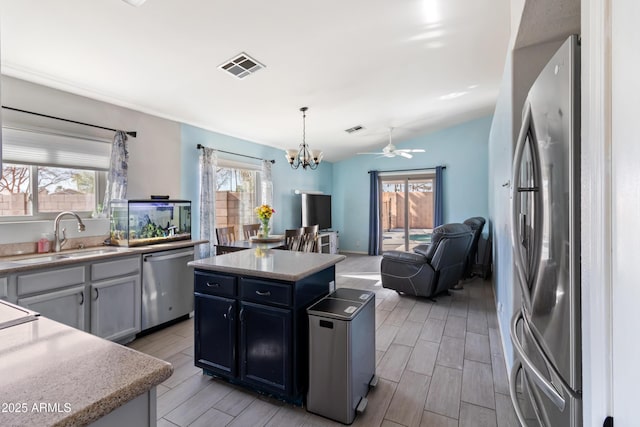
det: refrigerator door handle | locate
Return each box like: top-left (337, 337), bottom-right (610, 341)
top-left (520, 308), bottom-right (582, 402)
top-left (511, 104), bottom-right (534, 312)
top-left (509, 360), bottom-right (531, 427)
top-left (520, 213), bottom-right (527, 246)
top-left (510, 309), bottom-right (566, 410)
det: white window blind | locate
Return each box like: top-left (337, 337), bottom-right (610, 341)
top-left (2, 127), bottom-right (111, 170)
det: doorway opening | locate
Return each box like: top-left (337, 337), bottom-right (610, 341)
top-left (380, 173), bottom-right (435, 252)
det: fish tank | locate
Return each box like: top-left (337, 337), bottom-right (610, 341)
top-left (109, 199), bottom-right (191, 247)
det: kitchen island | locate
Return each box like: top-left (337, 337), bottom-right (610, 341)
top-left (189, 249), bottom-right (345, 404)
top-left (0, 313), bottom-right (172, 427)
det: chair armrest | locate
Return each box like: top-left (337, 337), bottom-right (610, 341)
top-left (381, 251), bottom-right (436, 297)
top-left (382, 250), bottom-right (427, 265)
top-left (413, 244), bottom-right (431, 257)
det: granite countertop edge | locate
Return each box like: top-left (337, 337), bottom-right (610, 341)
top-left (57, 352), bottom-right (173, 427)
top-left (0, 318), bottom-right (174, 427)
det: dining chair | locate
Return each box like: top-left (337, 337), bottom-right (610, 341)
top-left (284, 228), bottom-right (304, 251)
top-left (243, 223), bottom-right (261, 239)
top-left (215, 226), bottom-right (236, 245)
top-left (299, 224), bottom-right (319, 252)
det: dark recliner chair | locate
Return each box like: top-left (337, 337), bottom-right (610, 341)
top-left (461, 217), bottom-right (486, 279)
top-left (380, 223), bottom-right (473, 298)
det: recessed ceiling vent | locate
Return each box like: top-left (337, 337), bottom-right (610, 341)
top-left (219, 52), bottom-right (265, 79)
top-left (345, 125), bottom-right (364, 134)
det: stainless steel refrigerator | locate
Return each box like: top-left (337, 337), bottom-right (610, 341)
top-left (509, 35), bottom-right (581, 427)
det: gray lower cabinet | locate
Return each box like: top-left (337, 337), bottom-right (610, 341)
top-left (0, 277), bottom-right (7, 300)
top-left (90, 256), bottom-right (141, 342)
top-left (17, 265), bottom-right (87, 330)
top-left (90, 274), bottom-right (141, 341)
top-left (14, 255), bottom-right (142, 342)
top-left (18, 285), bottom-right (86, 330)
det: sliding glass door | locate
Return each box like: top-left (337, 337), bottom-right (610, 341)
top-left (380, 173), bottom-right (435, 252)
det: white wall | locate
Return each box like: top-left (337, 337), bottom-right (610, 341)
top-left (581, 0), bottom-right (614, 424)
top-left (611, 0), bottom-right (640, 424)
top-left (487, 50), bottom-right (516, 365)
top-left (0, 76), bottom-right (181, 243)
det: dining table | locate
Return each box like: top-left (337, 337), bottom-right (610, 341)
top-left (215, 236), bottom-right (286, 255)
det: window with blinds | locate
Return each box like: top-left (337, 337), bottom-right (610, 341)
top-left (1, 127), bottom-right (109, 219)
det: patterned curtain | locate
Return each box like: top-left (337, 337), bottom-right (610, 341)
top-left (261, 160), bottom-right (273, 206)
top-left (368, 170), bottom-right (380, 255)
top-left (199, 148), bottom-right (217, 258)
top-left (103, 131), bottom-right (128, 215)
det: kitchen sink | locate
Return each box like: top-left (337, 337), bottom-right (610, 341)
top-left (65, 248), bottom-right (126, 258)
top-left (11, 255), bottom-right (71, 264)
top-left (10, 247), bottom-right (130, 265)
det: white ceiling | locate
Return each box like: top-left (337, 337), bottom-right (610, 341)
top-left (0, 0), bottom-right (511, 162)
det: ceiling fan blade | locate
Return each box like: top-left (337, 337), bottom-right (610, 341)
top-left (395, 148), bottom-right (426, 153)
top-left (357, 152), bottom-right (384, 155)
top-left (399, 152), bottom-right (413, 159)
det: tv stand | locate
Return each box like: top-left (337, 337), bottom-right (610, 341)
top-left (317, 231), bottom-right (339, 254)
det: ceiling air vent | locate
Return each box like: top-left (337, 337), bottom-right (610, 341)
top-left (345, 125), bottom-right (364, 134)
top-left (219, 52), bottom-right (265, 79)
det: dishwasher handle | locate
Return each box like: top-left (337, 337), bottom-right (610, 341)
top-left (144, 250), bottom-right (194, 262)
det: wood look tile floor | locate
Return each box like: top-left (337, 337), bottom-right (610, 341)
top-left (129, 254), bottom-right (518, 427)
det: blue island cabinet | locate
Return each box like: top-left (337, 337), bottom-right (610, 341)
top-left (193, 266), bottom-right (334, 403)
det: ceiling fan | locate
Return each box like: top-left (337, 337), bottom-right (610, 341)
top-left (357, 128), bottom-right (425, 159)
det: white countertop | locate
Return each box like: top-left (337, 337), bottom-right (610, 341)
top-left (189, 249), bottom-right (346, 281)
top-left (0, 316), bottom-right (172, 427)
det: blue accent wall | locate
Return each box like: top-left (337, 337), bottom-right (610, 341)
top-left (180, 124), bottom-right (333, 240)
top-left (332, 116), bottom-right (492, 253)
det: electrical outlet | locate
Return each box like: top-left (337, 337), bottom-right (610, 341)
top-left (497, 302), bottom-right (503, 313)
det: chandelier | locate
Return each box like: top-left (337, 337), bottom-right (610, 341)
top-left (285, 107), bottom-right (323, 170)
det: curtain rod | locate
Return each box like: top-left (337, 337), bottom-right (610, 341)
top-left (196, 143), bottom-right (275, 164)
top-left (1, 106), bottom-right (137, 138)
top-left (368, 166), bottom-right (446, 174)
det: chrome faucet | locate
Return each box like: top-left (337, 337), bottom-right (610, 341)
top-left (54, 211), bottom-right (86, 252)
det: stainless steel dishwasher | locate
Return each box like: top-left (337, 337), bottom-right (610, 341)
top-left (142, 247), bottom-right (194, 331)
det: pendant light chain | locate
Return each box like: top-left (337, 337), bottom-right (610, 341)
top-left (302, 107), bottom-right (307, 164)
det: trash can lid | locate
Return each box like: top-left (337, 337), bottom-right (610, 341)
top-left (329, 288), bottom-right (374, 303)
top-left (307, 298), bottom-right (364, 320)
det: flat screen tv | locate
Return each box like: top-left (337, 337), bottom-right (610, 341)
top-left (301, 194), bottom-right (332, 230)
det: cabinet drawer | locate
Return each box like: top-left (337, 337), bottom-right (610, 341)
top-left (18, 266), bottom-right (86, 296)
top-left (240, 278), bottom-right (291, 307)
top-left (195, 271), bottom-right (236, 297)
top-left (92, 256), bottom-right (141, 281)
top-left (0, 277), bottom-right (7, 299)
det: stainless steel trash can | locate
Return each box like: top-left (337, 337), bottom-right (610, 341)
top-left (306, 288), bottom-right (376, 424)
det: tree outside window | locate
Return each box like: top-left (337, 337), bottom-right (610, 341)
top-left (0, 163), bottom-right (97, 217)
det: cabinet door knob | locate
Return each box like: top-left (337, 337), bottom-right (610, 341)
top-left (206, 282), bottom-right (220, 288)
top-left (255, 290), bottom-right (271, 297)
top-left (95, 288), bottom-right (99, 300)
top-left (239, 308), bottom-right (245, 322)
top-left (79, 291), bottom-right (84, 306)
